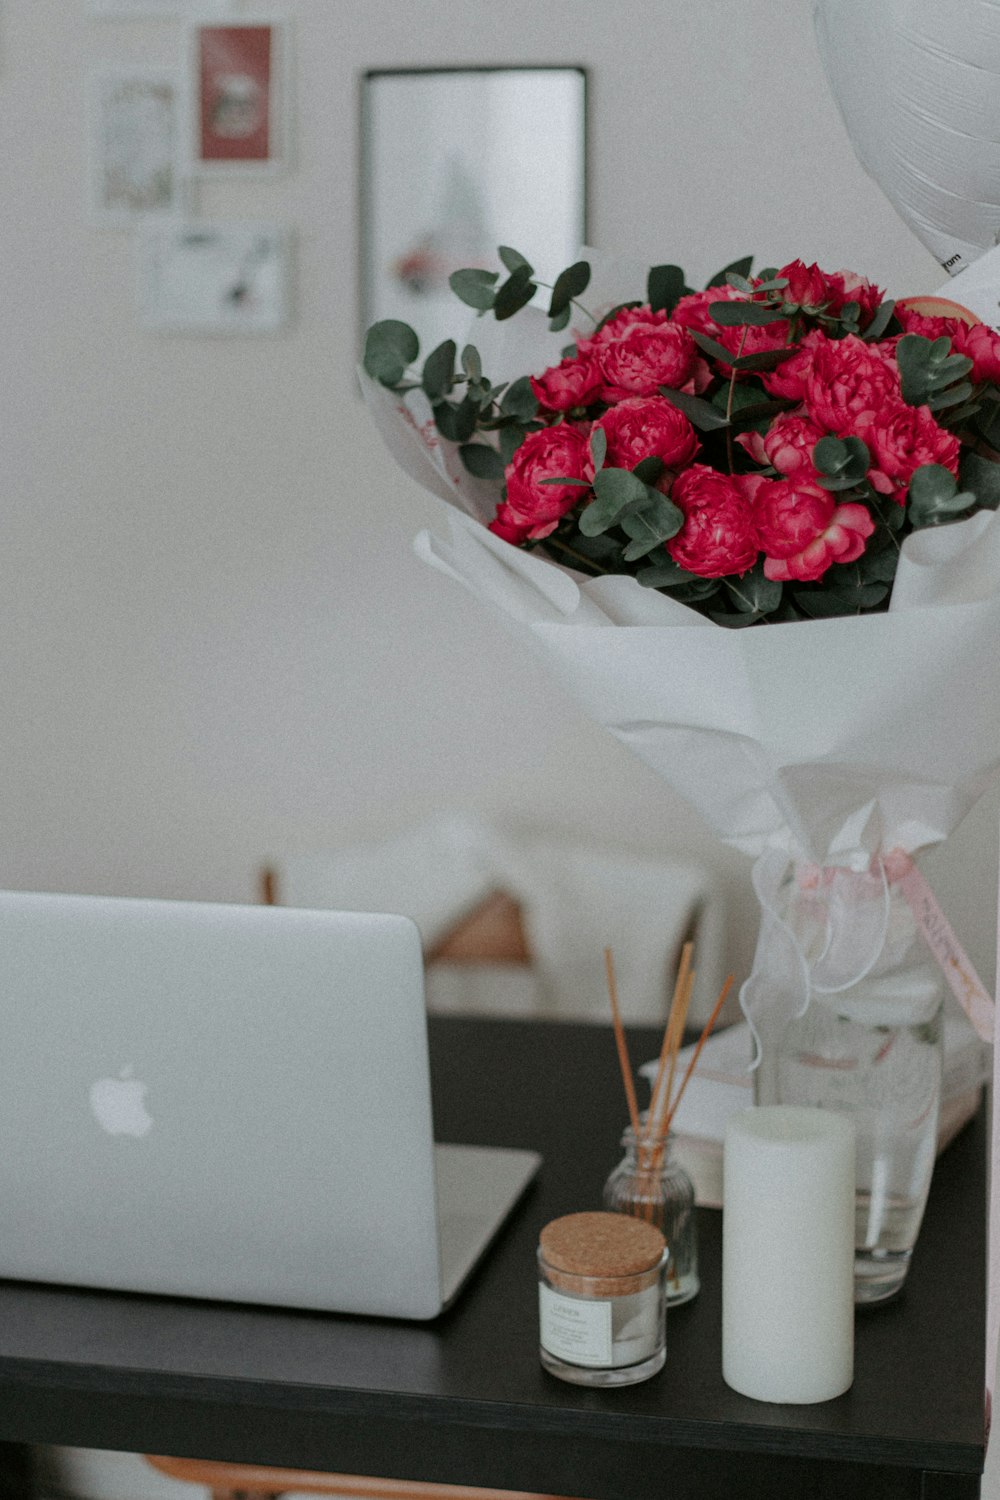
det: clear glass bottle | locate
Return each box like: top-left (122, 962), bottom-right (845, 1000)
top-left (603, 1122), bottom-right (699, 1305)
top-left (750, 866), bottom-right (946, 1304)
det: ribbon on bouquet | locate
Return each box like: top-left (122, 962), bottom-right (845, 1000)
top-left (741, 847), bottom-right (994, 1051)
top-left (882, 849), bottom-right (995, 1044)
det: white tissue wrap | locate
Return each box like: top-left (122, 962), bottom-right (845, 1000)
top-left (414, 501), bottom-right (1000, 870)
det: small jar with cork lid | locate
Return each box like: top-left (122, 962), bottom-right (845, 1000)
top-left (537, 1211), bottom-right (668, 1386)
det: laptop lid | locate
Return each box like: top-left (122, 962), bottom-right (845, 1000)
top-left (0, 889), bottom-right (527, 1319)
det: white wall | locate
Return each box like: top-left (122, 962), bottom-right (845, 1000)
top-left (2, 0), bottom-right (994, 991)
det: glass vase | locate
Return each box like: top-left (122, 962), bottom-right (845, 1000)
top-left (602, 1120), bottom-right (699, 1305)
top-left (745, 856), bottom-right (944, 1304)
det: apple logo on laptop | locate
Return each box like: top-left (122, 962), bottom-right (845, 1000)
top-left (89, 1066), bottom-right (153, 1138)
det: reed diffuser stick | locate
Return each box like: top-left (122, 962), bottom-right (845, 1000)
top-left (646, 941), bottom-right (694, 1142)
top-left (603, 946), bottom-right (641, 1141)
top-left (656, 965), bottom-right (696, 1136)
top-left (664, 975), bottom-right (734, 1133)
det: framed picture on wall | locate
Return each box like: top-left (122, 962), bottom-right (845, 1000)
top-left (184, 18), bottom-right (288, 174)
top-left (87, 67), bottom-right (184, 227)
top-left (360, 66), bottom-right (588, 356)
top-left (137, 221), bottom-right (292, 333)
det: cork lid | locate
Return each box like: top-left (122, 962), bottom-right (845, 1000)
top-left (539, 1211), bottom-right (665, 1277)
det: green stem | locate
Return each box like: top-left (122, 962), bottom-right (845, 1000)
top-left (725, 327), bottom-right (750, 472)
top-left (531, 280), bottom-right (598, 327)
top-left (541, 535), bottom-right (607, 574)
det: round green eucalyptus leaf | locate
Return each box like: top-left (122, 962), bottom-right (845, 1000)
top-left (363, 320), bottom-right (419, 386)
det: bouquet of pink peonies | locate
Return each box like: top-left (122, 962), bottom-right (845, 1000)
top-left (360, 242), bottom-right (1000, 1328)
top-left (362, 249), bottom-right (1000, 627)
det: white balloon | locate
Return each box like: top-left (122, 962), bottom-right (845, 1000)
top-left (815, 0), bottom-right (1000, 275)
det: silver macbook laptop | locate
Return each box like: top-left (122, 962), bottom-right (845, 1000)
top-left (0, 889), bottom-right (540, 1318)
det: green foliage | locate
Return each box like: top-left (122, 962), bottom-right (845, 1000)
top-left (498, 423), bottom-right (530, 466)
top-left (458, 443), bottom-right (506, 481)
top-left (861, 298), bottom-right (896, 342)
top-left (432, 396), bottom-right (478, 444)
top-left (896, 334), bottom-right (973, 409)
top-left (907, 464), bottom-right (977, 528)
top-left (959, 450), bottom-right (1000, 510)
top-left (421, 340), bottom-right (456, 401)
top-left (647, 265), bottom-right (691, 315)
top-left (493, 264), bottom-right (537, 321)
top-left (461, 344), bottom-right (483, 382)
top-left (658, 386), bottom-right (732, 431)
top-left (498, 376), bottom-right (539, 421)
top-left (706, 256), bottom-right (754, 288)
top-left (708, 301), bottom-right (788, 328)
top-left (813, 435), bottom-right (871, 492)
top-left (972, 390), bottom-right (1000, 451)
top-left (498, 246), bottom-right (533, 275)
top-left (578, 468), bottom-right (682, 557)
top-left (549, 261), bottom-right (591, 320)
top-left (720, 563), bottom-right (782, 621)
top-left (448, 268), bottom-right (500, 311)
top-left (363, 320), bottom-right (419, 386)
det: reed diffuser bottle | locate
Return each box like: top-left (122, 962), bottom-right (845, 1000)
top-left (600, 945), bottom-right (732, 1308)
top-left (603, 1119), bottom-right (699, 1304)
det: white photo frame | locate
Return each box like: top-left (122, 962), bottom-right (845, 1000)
top-left (360, 67), bottom-right (588, 356)
top-left (88, 67), bottom-right (184, 227)
top-left (183, 17), bottom-right (289, 176)
top-left (137, 220), bottom-right (292, 334)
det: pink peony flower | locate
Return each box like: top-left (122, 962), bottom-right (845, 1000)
top-left (530, 350), bottom-right (603, 412)
top-left (497, 423), bottom-right (591, 540)
top-left (803, 334), bottom-right (900, 436)
top-left (855, 401), bottom-right (961, 504)
top-left (737, 411), bottom-right (825, 478)
top-left (592, 395), bottom-right (699, 473)
top-left (712, 316), bottom-right (796, 374)
top-left (893, 306), bottom-right (968, 345)
top-left (488, 502), bottom-right (534, 545)
top-left (580, 304), bottom-right (669, 348)
top-left (760, 328), bottom-right (825, 401)
top-left (774, 259), bottom-right (841, 311)
top-left (595, 320), bottom-right (707, 401)
top-left (666, 464), bottom-right (760, 577)
top-left (671, 285), bottom-right (743, 340)
top-left (751, 476), bottom-right (875, 582)
top-left (825, 268), bottom-right (884, 326)
top-left (952, 322), bottom-right (1000, 386)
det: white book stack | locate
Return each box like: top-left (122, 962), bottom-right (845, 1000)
top-left (640, 1015), bottom-right (991, 1209)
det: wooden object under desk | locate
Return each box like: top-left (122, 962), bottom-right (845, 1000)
top-left (425, 890), bottom-right (530, 965)
top-left (146, 1455), bottom-right (584, 1500)
top-left (261, 869), bottom-right (532, 967)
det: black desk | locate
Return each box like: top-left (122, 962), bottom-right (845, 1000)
top-left (0, 1018), bottom-right (985, 1500)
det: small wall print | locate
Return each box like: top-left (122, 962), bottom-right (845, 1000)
top-left (185, 19), bottom-right (288, 174)
top-left (88, 68), bottom-right (183, 226)
top-left (137, 221), bottom-right (291, 333)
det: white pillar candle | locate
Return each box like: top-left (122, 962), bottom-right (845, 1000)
top-left (723, 1105), bottom-right (855, 1404)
